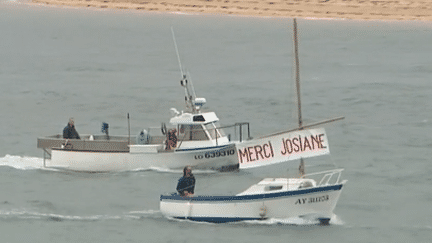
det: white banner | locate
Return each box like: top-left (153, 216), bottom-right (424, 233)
top-left (236, 128), bottom-right (330, 169)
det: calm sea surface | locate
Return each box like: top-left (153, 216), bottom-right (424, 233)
top-left (1, 0), bottom-right (431, 242)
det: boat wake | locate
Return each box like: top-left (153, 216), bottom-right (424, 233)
top-left (164, 214), bottom-right (345, 226)
top-left (0, 206), bottom-right (344, 226)
top-left (0, 208), bottom-right (163, 222)
top-left (245, 214), bottom-right (345, 226)
top-left (0, 155), bottom-right (50, 171)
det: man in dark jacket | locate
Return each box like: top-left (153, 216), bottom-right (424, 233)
top-left (63, 118), bottom-right (80, 139)
top-left (176, 166), bottom-right (195, 197)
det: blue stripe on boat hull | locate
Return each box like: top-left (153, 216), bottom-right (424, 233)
top-left (173, 216), bottom-right (332, 224)
top-left (173, 216), bottom-right (264, 223)
top-left (175, 144), bottom-right (233, 152)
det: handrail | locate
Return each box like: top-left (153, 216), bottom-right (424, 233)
top-left (302, 168), bottom-right (344, 186)
top-left (218, 122), bottom-right (251, 142)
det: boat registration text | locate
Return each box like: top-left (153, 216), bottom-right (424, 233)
top-left (295, 195), bottom-right (329, 205)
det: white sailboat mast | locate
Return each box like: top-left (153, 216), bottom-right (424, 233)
top-left (293, 18), bottom-right (302, 130)
top-left (293, 19), bottom-right (305, 176)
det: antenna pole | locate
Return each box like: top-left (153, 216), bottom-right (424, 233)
top-left (171, 27), bottom-right (184, 78)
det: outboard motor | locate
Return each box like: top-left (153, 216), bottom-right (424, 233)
top-left (101, 122), bottom-right (109, 140)
top-left (136, 129), bottom-right (150, 144)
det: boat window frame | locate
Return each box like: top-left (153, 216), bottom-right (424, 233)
top-left (178, 124), bottom-right (210, 141)
top-left (204, 122), bottom-right (226, 140)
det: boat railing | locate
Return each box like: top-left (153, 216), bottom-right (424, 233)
top-left (303, 168), bottom-right (345, 186)
top-left (217, 122), bottom-right (252, 143)
top-left (210, 122), bottom-right (252, 146)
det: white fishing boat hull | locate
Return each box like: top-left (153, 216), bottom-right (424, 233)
top-left (160, 170), bottom-right (347, 223)
top-left (44, 143), bottom-right (238, 172)
top-left (160, 183), bottom-right (345, 223)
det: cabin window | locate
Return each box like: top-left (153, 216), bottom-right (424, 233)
top-left (204, 122), bottom-right (226, 140)
top-left (205, 123), bottom-right (219, 140)
top-left (190, 125), bottom-right (208, 140)
top-left (214, 121), bottom-right (226, 137)
top-left (193, 115), bottom-right (205, 122)
top-left (178, 125), bottom-right (208, 141)
top-left (265, 185), bottom-right (283, 191)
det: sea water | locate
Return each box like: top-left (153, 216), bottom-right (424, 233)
top-left (0, 1), bottom-right (431, 242)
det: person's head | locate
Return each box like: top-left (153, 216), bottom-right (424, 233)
top-left (183, 166), bottom-right (192, 177)
top-left (68, 118), bottom-right (74, 126)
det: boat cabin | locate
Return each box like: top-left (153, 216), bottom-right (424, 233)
top-left (236, 178), bottom-right (317, 196)
top-left (169, 111), bottom-right (230, 149)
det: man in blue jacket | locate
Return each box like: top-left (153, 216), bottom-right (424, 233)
top-left (63, 118), bottom-right (80, 139)
top-left (176, 166), bottom-right (195, 197)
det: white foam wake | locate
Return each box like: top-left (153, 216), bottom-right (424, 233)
top-left (0, 209), bottom-right (162, 221)
top-left (0, 155), bottom-right (47, 171)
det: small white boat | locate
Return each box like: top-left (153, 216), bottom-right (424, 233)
top-left (160, 19), bottom-right (347, 224)
top-left (160, 169), bottom-right (346, 223)
top-left (37, 77), bottom-right (248, 172)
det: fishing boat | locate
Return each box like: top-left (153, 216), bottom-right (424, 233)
top-left (160, 19), bottom-right (347, 224)
top-left (37, 76), bottom-right (249, 172)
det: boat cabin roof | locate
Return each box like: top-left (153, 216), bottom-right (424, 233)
top-left (169, 112), bottom-right (219, 125)
top-left (236, 178), bottom-right (317, 196)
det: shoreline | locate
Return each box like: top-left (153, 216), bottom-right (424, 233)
top-left (30, 0), bottom-right (432, 21)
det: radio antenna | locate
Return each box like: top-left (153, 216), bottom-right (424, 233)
top-left (171, 27), bottom-right (184, 78)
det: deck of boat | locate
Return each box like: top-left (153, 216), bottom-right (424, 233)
top-left (37, 134), bottom-right (166, 153)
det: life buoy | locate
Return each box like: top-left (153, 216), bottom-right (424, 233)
top-left (161, 123), bottom-right (167, 135)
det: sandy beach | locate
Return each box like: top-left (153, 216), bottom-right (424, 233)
top-left (30, 0), bottom-right (432, 21)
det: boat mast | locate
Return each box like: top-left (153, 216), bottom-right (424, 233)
top-left (171, 27), bottom-right (197, 113)
top-left (293, 18), bottom-right (302, 130)
top-left (293, 18), bottom-right (305, 176)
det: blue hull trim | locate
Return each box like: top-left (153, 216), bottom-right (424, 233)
top-left (161, 184), bottom-right (344, 202)
top-left (174, 216), bottom-right (264, 223)
top-left (173, 216), bottom-right (332, 224)
top-left (175, 144), bottom-right (233, 152)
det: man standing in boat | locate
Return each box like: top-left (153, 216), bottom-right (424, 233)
top-left (176, 166), bottom-right (195, 197)
top-left (165, 128), bottom-right (177, 150)
top-left (63, 118), bottom-right (80, 139)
